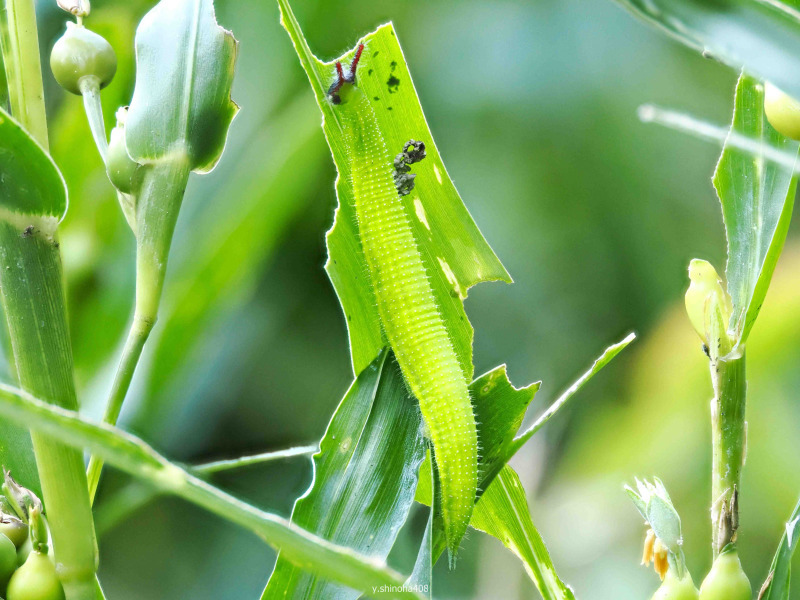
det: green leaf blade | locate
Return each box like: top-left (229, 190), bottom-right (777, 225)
top-left (613, 0), bottom-right (800, 101)
top-left (646, 495), bottom-right (682, 553)
top-left (127, 0), bottom-right (238, 172)
top-left (263, 349), bottom-right (426, 599)
top-left (0, 421), bottom-right (39, 497)
top-left (760, 497), bottom-right (800, 600)
top-left (510, 332), bottom-right (636, 454)
top-left (413, 364), bottom-right (541, 517)
top-left (277, 0), bottom-right (511, 376)
top-left (0, 382), bottom-right (424, 600)
top-left (712, 74), bottom-right (799, 343)
top-left (471, 466), bottom-right (576, 600)
top-left (0, 107), bottom-right (66, 223)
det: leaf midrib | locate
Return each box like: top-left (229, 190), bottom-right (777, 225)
top-left (179, 0), bottom-right (203, 153)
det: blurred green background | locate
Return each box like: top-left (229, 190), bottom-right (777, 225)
top-left (26, 0), bottom-right (800, 597)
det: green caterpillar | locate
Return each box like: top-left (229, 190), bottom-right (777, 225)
top-left (329, 44), bottom-right (478, 559)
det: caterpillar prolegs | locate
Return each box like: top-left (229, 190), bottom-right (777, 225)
top-left (329, 45), bottom-right (478, 559)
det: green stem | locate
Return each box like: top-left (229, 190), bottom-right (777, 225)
top-left (79, 78), bottom-right (108, 163)
top-left (86, 315), bottom-right (152, 503)
top-left (134, 157), bottom-right (191, 317)
top-left (0, 2), bottom-right (97, 598)
top-left (0, 0), bottom-right (48, 147)
top-left (0, 225), bottom-right (98, 600)
top-left (87, 156), bottom-right (190, 500)
top-left (710, 351), bottom-right (747, 556)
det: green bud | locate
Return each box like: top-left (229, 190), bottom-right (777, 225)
top-left (626, 478), bottom-right (684, 556)
top-left (0, 533), bottom-right (18, 591)
top-left (764, 82), bottom-right (800, 141)
top-left (699, 550), bottom-right (751, 600)
top-left (6, 551), bottom-right (65, 600)
top-left (106, 108), bottom-right (141, 194)
top-left (26, 507), bottom-right (47, 555)
top-left (2, 470), bottom-right (41, 523)
top-left (651, 570), bottom-right (699, 600)
top-left (685, 259), bottom-right (732, 357)
top-left (0, 517), bottom-right (28, 549)
top-left (50, 22), bottom-right (116, 95)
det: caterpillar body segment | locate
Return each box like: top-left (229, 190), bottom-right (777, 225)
top-left (331, 47), bottom-right (478, 559)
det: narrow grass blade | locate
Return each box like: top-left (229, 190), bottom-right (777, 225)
top-left (713, 74), bottom-right (799, 344)
top-left (263, 349), bottom-right (426, 599)
top-left (509, 332), bottom-right (636, 454)
top-left (94, 445), bottom-right (317, 536)
top-left (471, 465), bottom-right (576, 600)
top-left (0, 382), bottom-right (424, 600)
top-left (414, 362), bottom-right (542, 525)
top-left (612, 0), bottom-right (800, 101)
top-left (93, 481), bottom-right (159, 538)
top-left (470, 365), bottom-right (540, 493)
top-left (759, 497), bottom-right (800, 600)
top-left (194, 445), bottom-right (317, 475)
top-left (639, 104), bottom-right (800, 175)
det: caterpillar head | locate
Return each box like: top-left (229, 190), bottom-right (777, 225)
top-left (327, 42), bottom-right (364, 105)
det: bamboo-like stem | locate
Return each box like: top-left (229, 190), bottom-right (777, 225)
top-left (0, 0), bottom-right (48, 146)
top-left (87, 156), bottom-right (190, 500)
top-left (710, 352), bottom-right (747, 556)
top-left (0, 2), bottom-right (98, 598)
top-left (0, 225), bottom-right (98, 600)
